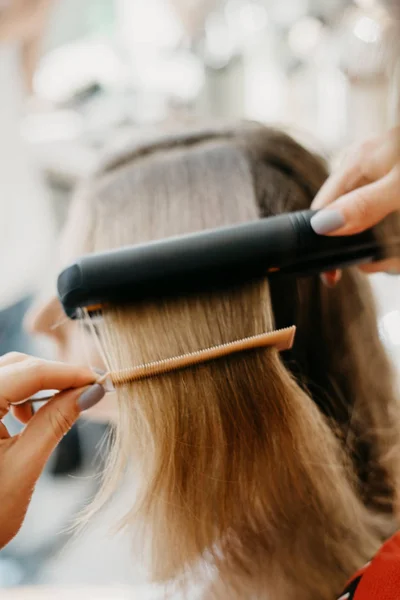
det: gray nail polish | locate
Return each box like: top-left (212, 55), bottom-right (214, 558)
top-left (310, 210), bottom-right (345, 235)
top-left (78, 384), bottom-right (105, 411)
top-left (386, 269), bottom-right (400, 276)
top-left (92, 367), bottom-right (106, 376)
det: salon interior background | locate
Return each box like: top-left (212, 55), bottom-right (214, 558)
top-left (0, 0), bottom-right (399, 593)
top-left (20, 0), bottom-right (400, 189)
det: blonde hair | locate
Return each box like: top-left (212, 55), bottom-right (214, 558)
top-left (72, 123), bottom-right (400, 598)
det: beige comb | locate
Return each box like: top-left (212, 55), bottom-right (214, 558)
top-left (100, 326), bottom-right (296, 387)
top-left (20, 326), bottom-right (296, 405)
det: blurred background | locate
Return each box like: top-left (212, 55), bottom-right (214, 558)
top-left (0, 0), bottom-right (399, 595)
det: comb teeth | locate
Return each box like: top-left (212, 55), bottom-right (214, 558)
top-left (108, 326), bottom-right (296, 386)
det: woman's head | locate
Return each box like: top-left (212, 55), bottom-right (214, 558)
top-left (30, 122), bottom-right (400, 598)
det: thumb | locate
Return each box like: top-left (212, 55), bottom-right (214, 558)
top-left (13, 384), bottom-right (105, 478)
top-left (311, 167), bottom-right (400, 236)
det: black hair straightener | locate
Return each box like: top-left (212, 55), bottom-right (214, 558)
top-left (57, 209), bottom-right (383, 319)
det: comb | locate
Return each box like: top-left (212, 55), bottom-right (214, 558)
top-left (100, 326), bottom-right (296, 387)
top-left (18, 326), bottom-right (296, 405)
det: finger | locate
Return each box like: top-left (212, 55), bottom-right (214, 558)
top-left (311, 137), bottom-right (383, 210)
top-left (0, 357), bottom-right (35, 423)
top-left (0, 352), bottom-right (28, 367)
top-left (312, 156), bottom-right (367, 210)
top-left (359, 257), bottom-right (400, 275)
top-left (0, 421), bottom-right (11, 440)
top-left (311, 133), bottom-right (396, 210)
top-left (371, 135), bottom-right (400, 180)
top-left (13, 384), bottom-right (105, 478)
top-left (11, 402), bottom-right (34, 425)
top-left (0, 358), bottom-right (96, 406)
top-left (311, 166), bottom-right (400, 236)
top-left (0, 398), bottom-right (10, 419)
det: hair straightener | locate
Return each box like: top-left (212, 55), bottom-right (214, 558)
top-left (57, 209), bottom-right (383, 319)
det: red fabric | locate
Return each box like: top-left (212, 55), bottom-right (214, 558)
top-left (338, 532), bottom-right (400, 599)
top-left (354, 533), bottom-right (400, 599)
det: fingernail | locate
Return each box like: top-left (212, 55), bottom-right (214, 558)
top-left (78, 384), bottom-right (105, 412)
top-left (311, 210), bottom-right (345, 235)
top-left (92, 367), bottom-right (106, 376)
top-left (386, 269), bottom-right (400, 276)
